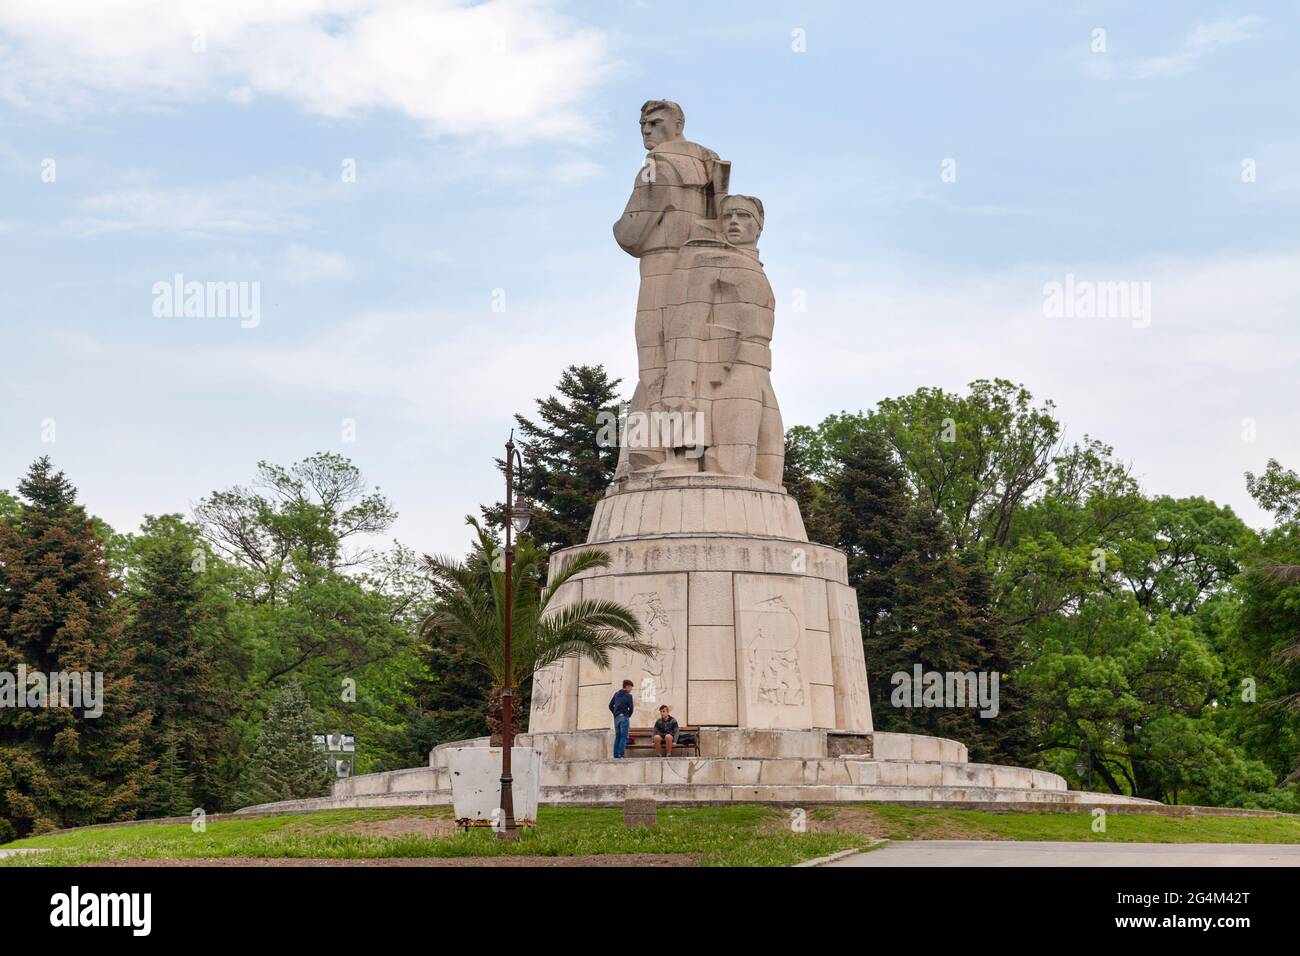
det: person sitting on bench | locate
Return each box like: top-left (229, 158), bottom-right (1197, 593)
top-left (652, 704), bottom-right (679, 757)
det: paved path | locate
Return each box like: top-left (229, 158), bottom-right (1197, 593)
top-left (826, 840), bottom-right (1300, 867)
top-left (0, 848), bottom-right (49, 860)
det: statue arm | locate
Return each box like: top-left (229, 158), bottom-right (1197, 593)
top-left (613, 206), bottom-right (665, 256)
top-left (613, 156), bottom-right (673, 256)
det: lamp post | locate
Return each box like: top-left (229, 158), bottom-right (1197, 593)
top-left (499, 431), bottom-right (532, 841)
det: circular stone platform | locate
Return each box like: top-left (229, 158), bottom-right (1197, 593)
top-left (236, 729), bottom-right (1162, 814)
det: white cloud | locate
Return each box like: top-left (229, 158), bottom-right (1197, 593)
top-left (1088, 16), bottom-right (1265, 81)
top-left (1132, 16), bottom-right (1263, 78)
top-left (282, 244), bottom-right (353, 281)
top-left (70, 172), bottom-right (348, 236)
top-left (0, 0), bottom-right (614, 143)
top-left (549, 158), bottom-right (603, 184)
top-left (50, 300), bottom-right (630, 429)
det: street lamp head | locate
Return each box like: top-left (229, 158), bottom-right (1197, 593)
top-left (511, 493), bottom-right (532, 534)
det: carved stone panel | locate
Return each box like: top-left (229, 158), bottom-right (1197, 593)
top-left (733, 574), bottom-right (812, 729)
top-left (579, 572), bottom-right (689, 727)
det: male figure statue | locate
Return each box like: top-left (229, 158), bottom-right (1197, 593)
top-left (612, 100), bottom-right (729, 480)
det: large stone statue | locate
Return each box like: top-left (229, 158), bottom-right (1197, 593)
top-left (525, 101), bottom-right (872, 737)
top-left (612, 101), bottom-right (783, 485)
top-left (612, 99), bottom-right (729, 480)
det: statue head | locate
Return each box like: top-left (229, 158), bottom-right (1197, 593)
top-left (721, 194), bottom-right (764, 248)
top-left (640, 99), bottom-right (684, 150)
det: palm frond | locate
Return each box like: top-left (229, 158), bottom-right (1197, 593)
top-left (532, 598), bottom-right (654, 673)
top-left (542, 548), bottom-right (613, 606)
top-left (421, 524), bottom-right (649, 690)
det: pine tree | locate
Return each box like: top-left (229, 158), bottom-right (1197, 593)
top-left (154, 727), bottom-right (196, 817)
top-left (783, 431), bottom-right (840, 545)
top-left (235, 680), bottom-right (332, 807)
top-left (829, 430), bottom-right (911, 639)
top-left (128, 514), bottom-right (230, 815)
top-left (493, 365), bottom-right (623, 552)
top-left (0, 458), bottom-right (154, 837)
top-left (408, 618), bottom-right (494, 751)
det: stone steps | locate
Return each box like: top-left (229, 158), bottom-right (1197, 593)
top-left (240, 781), bottom-right (1157, 815)
top-left (234, 731), bottom-right (1161, 814)
top-left (538, 783), bottom-right (1158, 806)
top-left (340, 755), bottom-right (1065, 794)
top-left (539, 757), bottom-right (1066, 791)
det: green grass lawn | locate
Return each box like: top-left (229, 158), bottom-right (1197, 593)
top-left (0, 806), bottom-right (863, 867)
top-left (3, 804), bottom-right (1298, 867)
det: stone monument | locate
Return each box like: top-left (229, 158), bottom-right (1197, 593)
top-left (528, 100), bottom-right (873, 738)
top-left (238, 103), bottom-right (1161, 813)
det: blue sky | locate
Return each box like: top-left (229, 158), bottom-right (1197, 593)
top-left (2, 1), bottom-right (1298, 555)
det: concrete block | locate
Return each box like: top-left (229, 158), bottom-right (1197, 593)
top-left (688, 571), bottom-right (734, 625)
top-left (688, 625), bottom-right (736, 680)
top-left (688, 679), bottom-right (737, 725)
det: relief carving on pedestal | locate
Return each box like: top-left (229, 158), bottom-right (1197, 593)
top-left (532, 663), bottom-right (562, 718)
top-left (744, 595), bottom-right (804, 707)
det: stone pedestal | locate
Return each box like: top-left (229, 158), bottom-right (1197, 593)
top-left (528, 475), bottom-right (873, 737)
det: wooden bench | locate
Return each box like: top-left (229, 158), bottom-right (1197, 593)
top-left (626, 725), bottom-right (701, 757)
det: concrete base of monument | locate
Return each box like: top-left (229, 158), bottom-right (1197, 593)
top-left (235, 728), bottom-right (1162, 814)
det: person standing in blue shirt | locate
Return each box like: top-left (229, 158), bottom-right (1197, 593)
top-left (609, 679), bottom-right (635, 758)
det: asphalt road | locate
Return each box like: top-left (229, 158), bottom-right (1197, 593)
top-left (826, 840), bottom-right (1300, 867)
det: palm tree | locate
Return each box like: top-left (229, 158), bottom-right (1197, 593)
top-left (421, 518), bottom-right (654, 743)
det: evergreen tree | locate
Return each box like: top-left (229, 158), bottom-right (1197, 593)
top-left (235, 680), bottom-right (332, 807)
top-left (783, 428), bottom-right (839, 545)
top-left (829, 430), bottom-right (911, 639)
top-left (154, 727), bottom-right (196, 818)
top-left (408, 620), bottom-right (494, 751)
top-left (494, 365), bottom-right (623, 552)
top-left (128, 514), bottom-right (231, 815)
top-left (0, 458), bottom-right (153, 836)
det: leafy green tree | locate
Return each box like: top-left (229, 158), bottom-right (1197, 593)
top-left (1116, 496), bottom-right (1253, 616)
top-left (495, 365), bottom-right (623, 553)
top-left (1246, 459), bottom-right (1300, 524)
top-left (0, 458), bottom-right (153, 836)
top-left (783, 427), bottom-right (839, 545)
top-left (235, 679), bottom-right (332, 807)
top-left (421, 519), bottom-right (651, 743)
top-left (194, 452), bottom-right (397, 602)
top-left (801, 381), bottom-right (1061, 551)
top-left (192, 455), bottom-right (422, 779)
top-left (995, 437), bottom-right (1146, 630)
top-left (1228, 462), bottom-right (1300, 789)
top-left (1021, 595), bottom-right (1257, 802)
